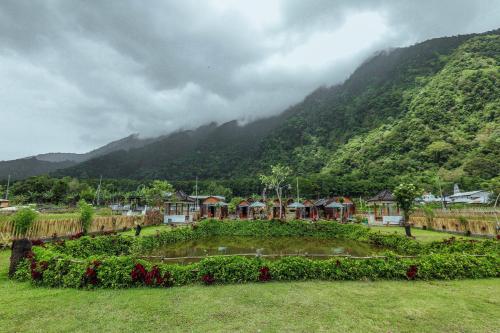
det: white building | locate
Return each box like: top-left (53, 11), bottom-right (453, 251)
top-left (418, 193), bottom-right (445, 203)
top-left (448, 190), bottom-right (491, 204)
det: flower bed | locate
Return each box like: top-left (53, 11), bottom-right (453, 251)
top-left (13, 219), bottom-right (500, 288)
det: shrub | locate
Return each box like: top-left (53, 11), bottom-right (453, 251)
top-left (13, 219), bottom-right (500, 289)
top-left (12, 208), bottom-right (37, 238)
top-left (78, 200), bottom-right (94, 235)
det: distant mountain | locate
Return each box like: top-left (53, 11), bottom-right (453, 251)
top-left (0, 134), bottom-right (159, 179)
top-left (54, 115), bottom-right (287, 179)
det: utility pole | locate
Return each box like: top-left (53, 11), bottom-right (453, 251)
top-left (195, 176), bottom-right (198, 211)
top-left (5, 175), bottom-right (10, 200)
top-left (296, 177), bottom-right (299, 203)
top-left (96, 175), bottom-right (103, 206)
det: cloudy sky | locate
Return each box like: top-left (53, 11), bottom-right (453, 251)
top-left (1, 0), bottom-right (499, 160)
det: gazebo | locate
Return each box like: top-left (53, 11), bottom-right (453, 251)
top-left (164, 190), bottom-right (197, 223)
top-left (249, 201), bottom-right (267, 219)
top-left (287, 201), bottom-right (305, 219)
top-left (366, 190), bottom-right (401, 225)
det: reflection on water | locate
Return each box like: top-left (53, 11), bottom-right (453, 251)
top-left (144, 236), bottom-right (382, 263)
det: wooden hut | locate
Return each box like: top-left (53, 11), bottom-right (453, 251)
top-left (201, 196), bottom-right (228, 219)
top-left (366, 190), bottom-right (401, 225)
top-left (315, 197), bottom-right (356, 221)
top-left (236, 200), bottom-right (250, 219)
top-left (302, 199), bottom-right (317, 219)
top-left (164, 190), bottom-right (197, 223)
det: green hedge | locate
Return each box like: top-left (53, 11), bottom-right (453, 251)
top-left (15, 252), bottom-right (499, 288)
top-left (12, 219), bottom-right (500, 288)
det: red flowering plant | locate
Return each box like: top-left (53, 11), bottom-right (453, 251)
top-left (26, 251), bottom-right (49, 282)
top-left (130, 263), bottom-right (174, 287)
top-left (70, 232), bottom-right (84, 240)
top-left (30, 239), bottom-right (45, 247)
top-left (84, 260), bottom-right (101, 286)
top-left (202, 274), bottom-right (215, 285)
top-left (406, 265), bottom-right (418, 280)
top-left (131, 263), bottom-right (147, 284)
top-left (145, 266), bottom-right (163, 286)
top-left (258, 266), bottom-right (271, 282)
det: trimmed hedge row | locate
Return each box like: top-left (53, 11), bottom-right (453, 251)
top-left (15, 252), bottom-right (499, 289)
top-left (13, 219), bottom-right (500, 288)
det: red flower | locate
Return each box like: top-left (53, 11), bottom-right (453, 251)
top-left (496, 234), bottom-right (500, 240)
top-left (406, 265), bottom-right (418, 280)
top-left (29, 258), bottom-right (49, 282)
top-left (145, 265), bottom-right (162, 286)
top-left (31, 269), bottom-right (42, 281)
top-left (85, 261), bottom-right (101, 285)
top-left (70, 232), bottom-right (84, 240)
top-left (30, 239), bottom-right (45, 247)
top-left (131, 263), bottom-right (147, 283)
top-left (202, 274), bottom-right (215, 285)
top-left (259, 267), bottom-right (271, 282)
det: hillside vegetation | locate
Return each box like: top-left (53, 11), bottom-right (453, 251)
top-left (4, 30), bottom-right (498, 196)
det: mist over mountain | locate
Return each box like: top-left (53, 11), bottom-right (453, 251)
top-left (46, 29), bottom-right (500, 194)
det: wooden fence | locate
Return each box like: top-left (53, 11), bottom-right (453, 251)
top-left (410, 208), bottom-right (499, 236)
top-left (0, 215), bottom-right (152, 244)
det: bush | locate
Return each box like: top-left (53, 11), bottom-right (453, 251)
top-left (13, 219), bottom-right (500, 289)
top-left (18, 252), bottom-right (499, 289)
top-left (12, 208), bottom-right (37, 238)
top-left (78, 200), bottom-right (94, 235)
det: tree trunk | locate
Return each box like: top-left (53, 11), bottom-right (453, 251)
top-left (403, 212), bottom-right (412, 237)
top-left (276, 188), bottom-right (283, 220)
top-left (9, 238), bottom-right (32, 278)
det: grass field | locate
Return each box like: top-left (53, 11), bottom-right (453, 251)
top-left (367, 225), bottom-right (478, 242)
top-left (120, 223), bottom-right (175, 236)
top-left (0, 248), bottom-right (499, 332)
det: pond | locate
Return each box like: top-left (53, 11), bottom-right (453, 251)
top-left (142, 236), bottom-right (383, 263)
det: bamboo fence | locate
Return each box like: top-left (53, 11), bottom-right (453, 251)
top-left (410, 208), bottom-right (499, 236)
top-left (0, 215), bottom-right (150, 245)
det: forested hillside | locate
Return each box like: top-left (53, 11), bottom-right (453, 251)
top-left (7, 29), bottom-right (499, 196)
top-left (321, 34), bottom-right (499, 193)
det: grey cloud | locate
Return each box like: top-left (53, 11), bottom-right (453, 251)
top-left (0, 0), bottom-right (499, 160)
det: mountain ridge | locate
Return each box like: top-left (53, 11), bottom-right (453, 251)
top-left (1, 28), bottom-right (499, 195)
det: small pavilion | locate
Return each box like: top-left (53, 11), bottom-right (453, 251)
top-left (366, 190), bottom-right (401, 224)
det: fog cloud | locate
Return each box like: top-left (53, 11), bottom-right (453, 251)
top-left (1, 0), bottom-right (499, 159)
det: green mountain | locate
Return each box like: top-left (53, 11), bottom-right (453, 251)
top-left (6, 29), bottom-right (500, 196)
top-left (321, 33), bottom-right (499, 193)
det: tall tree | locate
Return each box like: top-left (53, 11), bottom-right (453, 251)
top-left (393, 183), bottom-right (423, 237)
top-left (141, 180), bottom-right (174, 207)
top-left (260, 164), bottom-right (291, 220)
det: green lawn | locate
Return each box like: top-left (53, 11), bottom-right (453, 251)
top-left (120, 223), bottom-right (176, 236)
top-left (367, 225), bottom-right (478, 243)
top-left (0, 250), bottom-right (498, 332)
